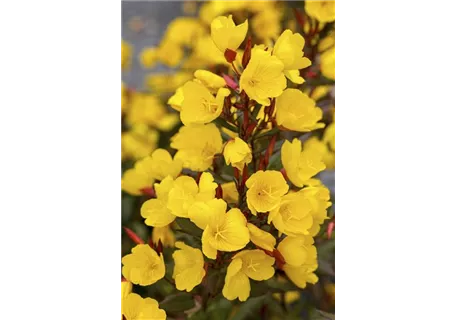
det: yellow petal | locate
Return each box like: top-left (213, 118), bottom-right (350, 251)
top-left (222, 258), bottom-right (251, 301)
top-left (247, 223), bottom-right (276, 251)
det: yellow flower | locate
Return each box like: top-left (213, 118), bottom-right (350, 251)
top-left (252, 7), bottom-right (282, 42)
top-left (141, 176), bottom-right (176, 227)
top-left (194, 69), bottom-right (227, 91)
top-left (139, 47), bottom-right (157, 69)
top-left (283, 263), bottom-right (319, 289)
top-left (303, 137), bottom-right (335, 169)
top-left (168, 172), bottom-right (217, 218)
top-left (247, 223), bottom-right (276, 251)
top-left (300, 186), bottom-right (331, 236)
top-left (121, 244), bottom-right (166, 286)
top-left (245, 170), bottom-right (289, 215)
top-left (320, 47), bottom-right (335, 80)
top-left (121, 280), bottom-right (133, 319)
top-left (167, 86), bottom-right (184, 112)
top-left (277, 235), bottom-right (317, 267)
top-left (122, 125), bottom-right (159, 161)
top-left (199, 1), bottom-right (249, 25)
top-left (122, 83), bottom-right (129, 114)
top-left (268, 191), bottom-right (314, 236)
top-left (162, 17), bottom-right (206, 48)
top-left (308, 85), bottom-right (331, 101)
top-left (155, 113), bottom-right (180, 132)
top-left (122, 39), bottom-right (132, 70)
top-left (305, 1), bottom-right (335, 23)
top-left (221, 181), bottom-right (239, 204)
top-left (152, 225), bottom-right (175, 248)
top-left (188, 198), bottom-right (227, 230)
top-left (171, 123), bottom-right (223, 171)
top-left (222, 249), bottom-right (275, 301)
top-left (239, 47), bottom-right (286, 106)
top-left (281, 138), bottom-right (326, 187)
top-left (135, 149), bottom-right (182, 181)
top-left (156, 39), bottom-right (184, 68)
top-left (126, 93), bottom-right (166, 127)
top-left (121, 168), bottom-right (153, 196)
top-left (185, 35), bottom-right (228, 68)
top-left (122, 293), bottom-right (166, 320)
top-left (211, 15), bottom-right (248, 53)
top-left (318, 32), bottom-right (335, 52)
top-left (180, 80), bottom-right (230, 126)
top-left (202, 206), bottom-right (250, 259)
top-left (172, 241), bottom-right (206, 292)
top-left (223, 137), bottom-right (252, 170)
top-left (323, 122), bottom-right (335, 151)
top-left (273, 29), bottom-right (311, 84)
top-left (276, 89), bottom-right (325, 132)
top-left (146, 72), bottom-right (193, 94)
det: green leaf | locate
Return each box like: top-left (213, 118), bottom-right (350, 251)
top-left (160, 292), bottom-right (195, 313)
top-left (265, 278), bottom-right (298, 292)
top-left (175, 217), bottom-right (203, 238)
top-left (266, 151), bottom-right (282, 170)
top-left (214, 118), bottom-right (238, 133)
top-left (230, 295), bottom-right (266, 320)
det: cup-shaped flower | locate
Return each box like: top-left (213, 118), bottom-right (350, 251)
top-left (223, 137), bottom-right (253, 170)
top-left (141, 176), bottom-right (176, 227)
top-left (281, 138), bottom-right (326, 188)
top-left (245, 170), bottom-right (289, 215)
top-left (121, 168), bottom-right (154, 196)
top-left (180, 80), bottom-right (230, 126)
top-left (152, 225), bottom-right (175, 248)
top-left (277, 235), bottom-right (317, 267)
top-left (168, 172), bottom-right (217, 218)
top-left (282, 263), bottom-right (319, 289)
top-left (121, 244), bottom-right (166, 286)
top-left (188, 198), bottom-right (227, 230)
top-left (239, 47), bottom-right (286, 106)
top-left (201, 206), bottom-right (250, 259)
top-left (268, 191), bottom-right (314, 236)
top-left (122, 293), bottom-right (166, 320)
top-left (211, 15), bottom-right (248, 53)
top-left (172, 241), bottom-right (206, 292)
top-left (305, 1), bottom-right (335, 23)
top-left (121, 280), bottom-right (133, 319)
top-left (273, 29), bottom-right (312, 84)
top-left (222, 249), bottom-right (275, 301)
top-left (171, 123), bottom-right (223, 171)
top-left (247, 223), bottom-right (276, 251)
top-left (135, 149), bottom-right (182, 181)
top-left (300, 186), bottom-right (332, 236)
top-left (276, 89), bottom-right (325, 132)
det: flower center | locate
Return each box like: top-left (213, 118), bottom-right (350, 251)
top-left (202, 98), bottom-right (219, 113)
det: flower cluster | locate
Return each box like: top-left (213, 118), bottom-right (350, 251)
top-left (121, 1), bottom-right (335, 319)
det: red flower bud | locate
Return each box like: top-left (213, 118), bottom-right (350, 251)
top-left (242, 36), bottom-right (252, 68)
top-left (123, 226), bottom-right (144, 245)
top-left (140, 187), bottom-right (155, 198)
top-left (224, 49), bottom-right (237, 64)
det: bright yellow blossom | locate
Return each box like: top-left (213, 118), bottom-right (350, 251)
top-left (162, 17), bottom-right (206, 48)
top-left (121, 244), bottom-right (166, 286)
top-left (152, 225), bottom-right (175, 248)
top-left (121, 280), bottom-right (133, 319)
top-left (167, 86), bottom-right (184, 112)
top-left (245, 170), bottom-right (289, 215)
top-left (122, 39), bottom-right (132, 70)
top-left (211, 15), bottom-right (248, 53)
top-left (194, 69), bottom-right (227, 91)
top-left (305, 1), bottom-right (335, 23)
top-left (171, 123), bottom-right (223, 171)
top-left (300, 186), bottom-right (332, 236)
top-left (281, 138), bottom-right (326, 187)
top-left (223, 137), bottom-right (253, 170)
top-left (168, 172), bottom-right (217, 218)
top-left (276, 89), bottom-right (325, 132)
top-left (126, 93), bottom-right (166, 127)
top-left (268, 191), bottom-right (314, 236)
top-left (135, 149), bottom-right (182, 181)
top-left (201, 206), bottom-right (249, 259)
top-left (247, 223), bottom-right (276, 251)
top-left (221, 181), bottom-right (239, 204)
top-left (156, 39), bottom-right (184, 68)
top-left (240, 47), bottom-right (286, 106)
top-left (273, 29), bottom-right (312, 84)
top-left (180, 80), bottom-right (230, 126)
top-left (121, 163), bottom-right (154, 196)
top-left (122, 125), bottom-right (159, 161)
top-left (188, 198), bottom-right (227, 230)
top-left (283, 263), bottom-right (319, 289)
top-left (320, 47), bottom-right (335, 80)
top-left (277, 235), bottom-right (317, 267)
top-left (323, 122), bottom-right (335, 151)
top-left (172, 241), bottom-right (206, 292)
top-left (139, 47), bottom-right (157, 68)
top-left (122, 293), bottom-right (166, 320)
top-left (141, 176), bottom-right (176, 227)
top-left (155, 113), bottom-right (180, 132)
top-left (222, 249), bottom-right (275, 301)
top-left (303, 137), bottom-right (335, 169)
